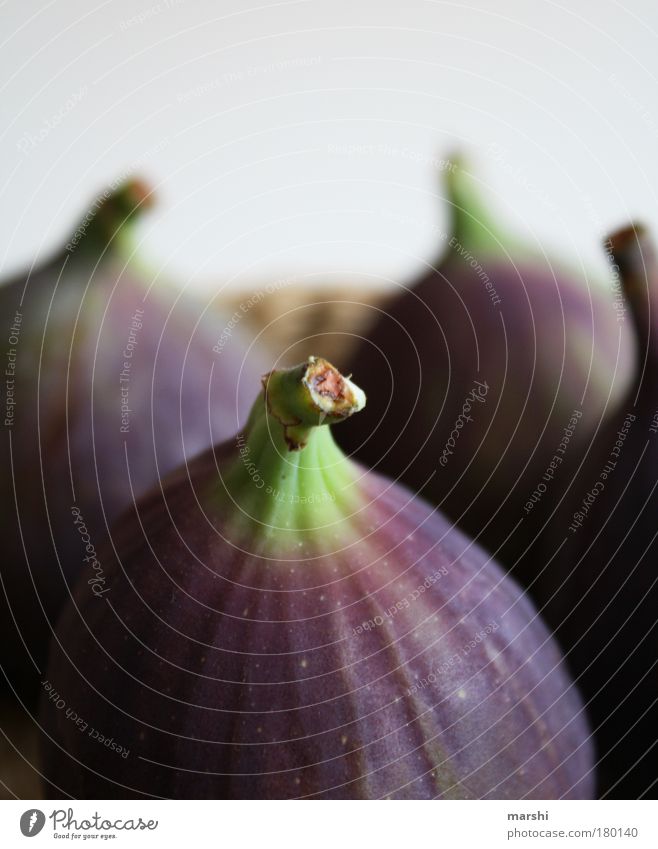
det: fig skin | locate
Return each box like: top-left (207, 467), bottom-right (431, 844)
top-left (537, 226), bottom-right (658, 799)
top-left (338, 157), bottom-right (634, 584)
top-left (41, 359), bottom-right (594, 799)
top-left (0, 180), bottom-right (267, 698)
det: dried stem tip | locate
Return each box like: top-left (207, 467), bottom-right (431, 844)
top-left (262, 356), bottom-right (366, 450)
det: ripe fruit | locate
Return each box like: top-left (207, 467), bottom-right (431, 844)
top-left (538, 225), bottom-right (658, 799)
top-left (338, 157), bottom-right (633, 581)
top-left (41, 358), bottom-right (593, 799)
top-left (0, 179), bottom-right (267, 696)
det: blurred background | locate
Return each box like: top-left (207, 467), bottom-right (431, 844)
top-left (2, 0), bottom-right (658, 801)
top-left (2, 0), bottom-right (658, 295)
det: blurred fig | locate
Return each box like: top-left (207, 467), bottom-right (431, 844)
top-left (41, 358), bottom-right (593, 799)
top-left (338, 156), bottom-right (634, 584)
top-left (538, 224), bottom-right (658, 799)
top-left (0, 179), bottom-right (267, 698)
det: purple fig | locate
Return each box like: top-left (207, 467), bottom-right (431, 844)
top-left (537, 224), bottom-right (658, 799)
top-left (0, 179), bottom-right (268, 697)
top-left (338, 157), bottom-right (634, 582)
top-left (41, 358), bottom-right (593, 799)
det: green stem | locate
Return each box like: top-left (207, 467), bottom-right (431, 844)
top-left (444, 154), bottom-right (529, 261)
top-left (69, 177), bottom-right (154, 261)
top-left (444, 154), bottom-right (506, 256)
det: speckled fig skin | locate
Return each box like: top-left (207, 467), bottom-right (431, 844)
top-left (41, 360), bottom-right (594, 799)
top-left (0, 180), bottom-right (268, 697)
top-left (338, 159), bottom-right (633, 585)
top-left (537, 226), bottom-right (658, 799)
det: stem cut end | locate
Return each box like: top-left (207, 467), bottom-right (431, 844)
top-left (605, 223), bottom-right (658, 366)
top-left (605, 223), bottom-right (653, 296)
top-left (262, 356), bottom-right (366, 450)
top-left (303, 356), bottom-right (366, 418)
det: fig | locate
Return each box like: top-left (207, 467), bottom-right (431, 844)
top-left (338, 157), bottom-right (634, 581)
top-left (0, 179), bottom-right (267, 697)
top-left (41, 357), bottom-right (593, 799)
top-left (538, 225), bottom-right (658, 799)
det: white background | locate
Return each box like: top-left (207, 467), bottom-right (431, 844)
top-left (1, 0), bottom-right (658, 293)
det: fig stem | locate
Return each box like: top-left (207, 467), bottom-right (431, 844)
top-left (262, 356), bottom-right (366, 451)
top-left (70, 177), bottom-right (154, 259)
top-left (444, 154), bottom-right (505, 257)
top-left (222, 358), bottom-right (365, 535)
